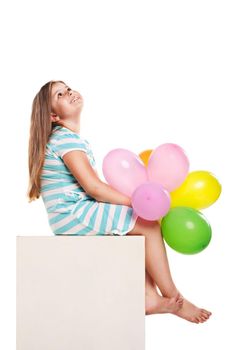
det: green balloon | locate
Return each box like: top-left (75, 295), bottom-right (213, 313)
top-left (161, 207), bottom-right (212, 255)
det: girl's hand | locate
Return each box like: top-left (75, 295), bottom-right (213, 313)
top-left (126, 197), bottom-right (132, 207)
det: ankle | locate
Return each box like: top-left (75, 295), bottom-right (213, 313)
top-left (161, 288), bottom-right (181, 298)
top-left (146, 289), bottom-right (158, 298)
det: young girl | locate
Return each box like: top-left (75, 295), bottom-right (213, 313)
top-left (27, 80), bottom-right (212, 323)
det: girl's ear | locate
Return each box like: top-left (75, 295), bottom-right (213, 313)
top-left (50, 113), bottom-right (60, 122)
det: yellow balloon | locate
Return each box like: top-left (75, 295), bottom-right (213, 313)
top-left (170, 170), bottom-right (222, 210)
top-left (138, 149), bottom-right (153, 166)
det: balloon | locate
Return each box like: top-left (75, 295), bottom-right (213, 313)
top-left (102, 148), bottom-right (148, 197)
top-left (138, 149), bottom-right (153, 166)
top-left (170, 170), bottom-right (222, 210)
top-left (161, 207), bottom-right (212, 254)
top-left (147, 143), bottom-right (190, 192)
top-left (131, 182), bottom-right (171, 220)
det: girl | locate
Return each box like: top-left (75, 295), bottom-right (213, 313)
top-left (27, 80), bottom-right (212, 322)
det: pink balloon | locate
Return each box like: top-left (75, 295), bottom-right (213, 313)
top-left (147, 143), bottom-right (189, 192)
top-left (102, 148), bottom-right (148, 197)
top-left (131, 182), bottom-right (171, 220)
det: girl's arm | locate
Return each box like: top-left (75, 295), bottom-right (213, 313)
top-left (63, 150), bottom-right (132, 207)
top-left (92, 181), bottom-right (132, 206)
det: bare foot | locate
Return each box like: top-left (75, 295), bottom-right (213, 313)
top-left (172, 297), bottom-right (212, 324)
top-left (145, 292), bottom-right (183, 315)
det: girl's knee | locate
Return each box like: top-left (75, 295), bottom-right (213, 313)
top-left (127, 217), bottom-right (160, 235)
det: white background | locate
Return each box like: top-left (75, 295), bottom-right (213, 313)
top-left (1, 0), bottom-right (233, 348)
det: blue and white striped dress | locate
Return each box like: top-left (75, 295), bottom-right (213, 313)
top-left (40, 125), bottom-right (138, 236)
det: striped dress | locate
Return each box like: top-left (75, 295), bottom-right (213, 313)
top-left (40, 125), bottom-right (138, 236)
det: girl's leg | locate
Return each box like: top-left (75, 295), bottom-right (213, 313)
top-left (145, 268), bottom-right (158, 296)
top-left (145, 268), bottom-right (183, 315)
top-left (129, 218), bottom-right (179, 297)
top-left (127, 217), bottom-right (212, 323)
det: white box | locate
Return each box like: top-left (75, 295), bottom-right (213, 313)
top-left (16, 236), bottom-right (145, 350)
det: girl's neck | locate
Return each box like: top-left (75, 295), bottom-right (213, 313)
top-left (59, 120), bottom-right (80, 134)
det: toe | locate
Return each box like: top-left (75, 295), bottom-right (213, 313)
top-left (202, 309), bottom-right (212, 315)
top-left (196, 316), bottom-right (204, 323)
top-left (199, 314), bottom-right (207, 321)
top-left (201, 311), bottom-right (209, 319)
top-left (200, 311), bottom-right (210, 322)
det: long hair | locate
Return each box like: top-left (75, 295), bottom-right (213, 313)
top-left (27, 80), bottom-right (65, 202)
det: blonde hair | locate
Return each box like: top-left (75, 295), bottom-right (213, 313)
top-left (27, 80), bottom-right (65, 202)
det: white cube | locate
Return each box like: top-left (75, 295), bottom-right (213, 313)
top-left (16, 236), bottom-right (145, 350)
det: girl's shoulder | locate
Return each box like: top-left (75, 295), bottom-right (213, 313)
top-left (49, 126), bottom-right (89, 144)
top-left (51, 125), bottom-right (82, 138)
top-left (47, 126), bottom-right (91, 159)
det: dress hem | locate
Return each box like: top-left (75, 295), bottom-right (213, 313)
top-left (111, 211), bottom-right (139, 236)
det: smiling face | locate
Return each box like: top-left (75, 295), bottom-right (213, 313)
top-left (50, 82), bottom-right (84, 121)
